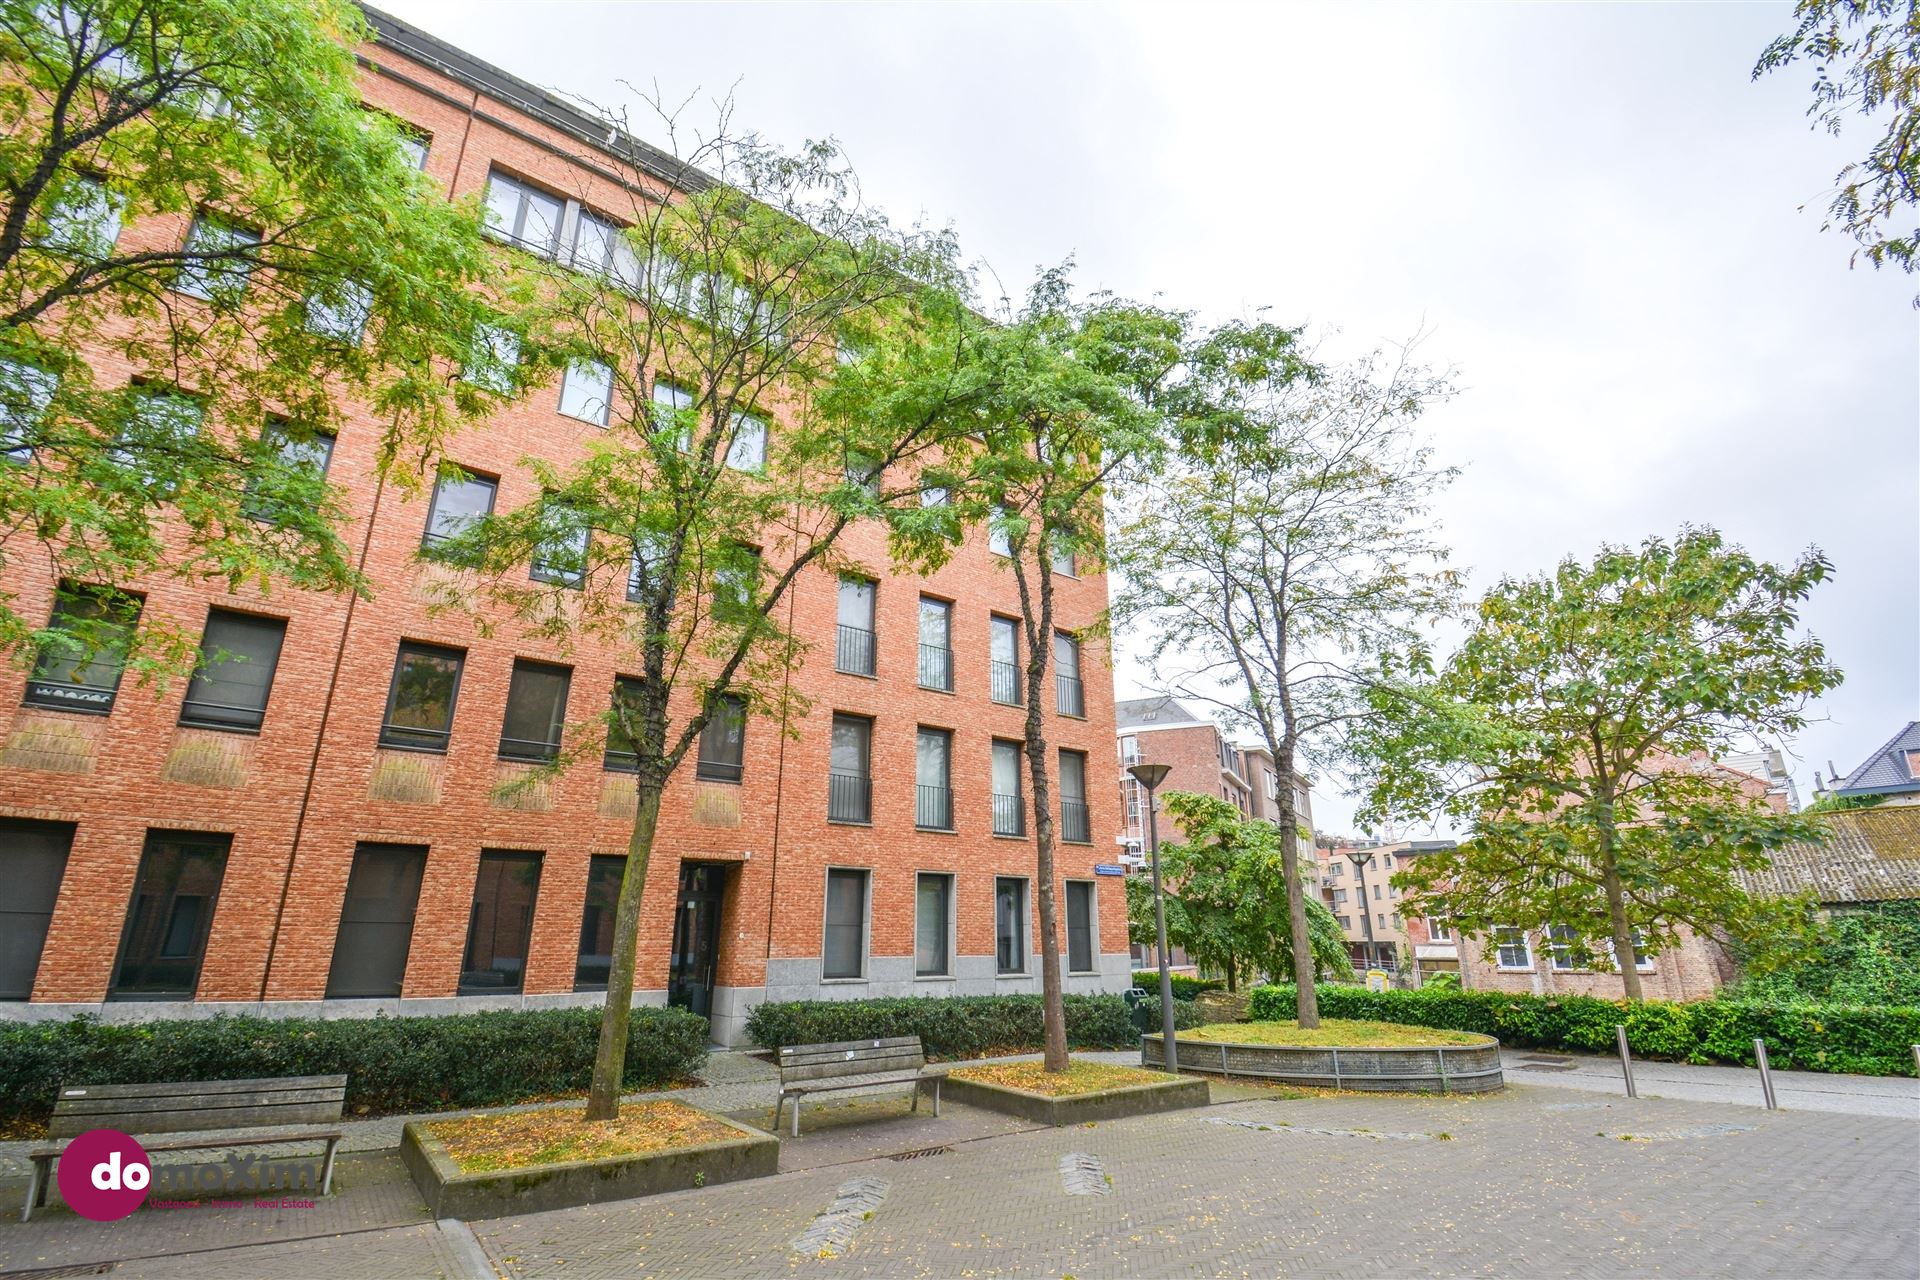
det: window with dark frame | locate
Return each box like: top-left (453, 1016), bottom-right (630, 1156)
top-left (244, 421), bottom-right (335, 524)
top-left (558, 360), bottom-right (613, 425)
top-left (917, 597), bottom-right (953, 692)
top-left (835, 576), bottom-right (876, 676)
top-left (570, 209), bottom-right (643, 291)
top-left (575, 854), bottom-right (624, 990)
top-left (173, 215), bottom-right (261, 301)
top-left (695, 695), bottom-right (746, 782)
top-left (324, 843), bottom-right (427, 999)
top-left (995, 876), bottom-right (1027, 975)
top-left (915, 872), bottom-right (952, 977)
top-left (1066, 881), bottom-right (1095, 973)
top-left (0, 819), bottom-right (74, 1001)
top-left (828, 713), bottom-right (872, 822)
top-left (379, 642), bottom-right (465, 752)
top-left (530, 502), bottom-right (589, 587)
top-left (1059, 749), bottom-right (1091, 843)
top-left (463, 324), bottom-right (520, 394)
top-left (40, 173), bottom-right (121, 258)
top-left (498, 659), bottom-right (570, 762)
top-left (991, 738), bottom-right (1025, 836)
top-left (604, 676), bottom-right (644, 772)
top-left (915, 727), bottom-right (953, 831)
top-left (460, 850), bottom-right (543, 994)
top-left (1, 358), bottom-right (56, 462)
top-left (822, 867), bottom-right (868, 980)
top-left (421, 470), bottom-right (497, 550)
top-left (25, 584), bottom-right (141, 714)
top-left (989, 615), bottom-right (1021, 705)
top-left (1054, 632), bottom-right (1084, 717)
top-left (304, 280), bottom-right (373, 344)
top-left (178, 610), bottom-right (287, 732)
top-left (109, 831), bottom-right (230, 999)
top-left (482, 168), bottom-right (564, 256)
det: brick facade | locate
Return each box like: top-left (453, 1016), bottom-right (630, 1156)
top-left (0, 12), bottom-right (1131, 1044)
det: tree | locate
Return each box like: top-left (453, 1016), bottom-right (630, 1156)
top-left (430, 100), bottom-right (988, 1119)
top-left (1124, 791), bottom-right (1351, 990)
top-left (0, 0), bottom-right (500, 669)
top-left (1360, 528), bottom-right (1842, 999)
top-left (965, 270), bottom-right (1183, 1071)
top-left (1111, 326), bottom-right (1458, 1026)
top-left (1756, 0), bottom-right (1920, 302)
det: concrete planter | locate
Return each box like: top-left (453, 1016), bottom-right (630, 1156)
top-left (1143, 1031), bottom-right (1504, 1093)
top-left (942, 1071), bottom-right (1209, 1125)
top-left (400, 1110), bottom-right (778, 1220)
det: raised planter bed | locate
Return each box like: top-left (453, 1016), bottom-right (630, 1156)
top-left (400, 1105), bottom-right (778, 1220)
top-left (1143, 1030), bottom-right (1503, 1093)
top-left (941, 1063), bottom-right (1210, 1125)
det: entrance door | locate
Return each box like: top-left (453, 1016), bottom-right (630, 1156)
top-left (668, 863), bottom-right (724, 1018)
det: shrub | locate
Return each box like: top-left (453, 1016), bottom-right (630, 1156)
top-left (0, 1006), bottom-right (710, 1127)
top-left (1422, 971), bottom-right (1461, 990)
top-left (744, 993), bottom-right (1207, 1058)
top-left (1245, 984), bottom-right (1920, 1076)
top-left (1131, 972), bottom-right (1225, 1001)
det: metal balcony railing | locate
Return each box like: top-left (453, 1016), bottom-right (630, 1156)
top-left (991, 792), bottom-right (1025, 837)
top-left (916, 784), bottom-right (954, 831)
top-left (990, 659), bottom-right (1022, 705)
top-left (1055, 673), bottom-right (1084, 717)
top-left (836, 624), bottom-right (876, 677)
top-left (828, 770), bottom-right (872, 823)
top-left (917, 643), bottom-right (953, 692)
top-left (1060, 798), bottom-right (1091, 844)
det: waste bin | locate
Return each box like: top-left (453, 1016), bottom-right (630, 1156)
top-left (1123, 986), bottom-right (1150, 1034)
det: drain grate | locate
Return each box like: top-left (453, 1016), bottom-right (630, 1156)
top-left (887, 1144), bottom-right (952, 1162)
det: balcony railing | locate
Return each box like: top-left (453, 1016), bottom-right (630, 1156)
top-left (917, 643), bottom-right (953, 692)
top-left (915, 784), bottom-right (954, 831)
top-left (1055, 673), bottom-right (1084, 717)
top-left (990, 659), bottom-right (1022, 705)
top-left (828, 770), bottom-right (872, 823)
top-left (1060, 798), bottom-right (1091, 843)
top-left (991, 792), bottom-right (1025, 837)
top-left (836, 624), bottom-right (876, 677)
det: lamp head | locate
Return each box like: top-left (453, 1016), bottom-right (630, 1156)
top-left (1349, 848), bottom-right (1375, 868)
top-left (1127, 762), bottom-right (1172, 791)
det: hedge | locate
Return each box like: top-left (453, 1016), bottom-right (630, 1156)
top-left (743, 993), bottom-right (1206, 1058)
top-left (1131, 972), bottom-right (1225, 1001)
top-left (0, 1006), bottom-right (711, 1127)
top-left (1245, 984), bottom-right (1920, 1077)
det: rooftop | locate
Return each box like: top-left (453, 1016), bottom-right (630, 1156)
top-left (1833, 721), bottom-right (1920, 799)
top-left (1737, 807), bottom-right (1920, 904)
top-left (1115, 696), bottom-right (1210, 731)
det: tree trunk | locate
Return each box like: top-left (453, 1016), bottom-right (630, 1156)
top-left (1025, 673), bottom-right (1069, 1073)
top-left (1596, 791), bottom-right (1643, 1001)
top-left (1225, 953), bottom-right (1237, 993)
top-left (1275, 746), bottom-right (1319, 1027)
top-left (585, 778), bottom-right (665, 1120)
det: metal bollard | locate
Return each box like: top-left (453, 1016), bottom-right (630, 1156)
top-left (1755, 1039), bottom-right (1778, 1110)
top-left (1616, 1024), bottom-right (1637, 1099)
top-left (1911, 1043), bottom-right (1918, 1081)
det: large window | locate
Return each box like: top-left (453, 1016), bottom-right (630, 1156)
top-left (304, 280), bottom-right (373, 345)
top-left (604, 676), bottom-right (644, 772)
top-left (915, 727), bottom-right (953, 831)
top-left (1066, 881), bottom-right (1095, 974)
top-left (570, 209), bottom-right (643, 291)
top-left (989, 615), bottom-right (1021, 705)
top-left (1, 358), bottom-right (56, 462)
top-left (915, 873), bottom-right (952, 978)
top-left (991, 739), bottom-right (1025, 836)
top-left (324, 843), bottom-right (426, 999)
top-left (1495, 926), bottom-right (1532, 970)
top-left (917, 597), bottom-right (953, 692)
top-left (530, 502), bottom-right (590, 588)
top-left (244, 422), bottom-right (335, 525)
top-left (995, 877), bottom-right (1028, 975)
top-left (25, 584), bottom-right (141, 714)
top-left (696, 695), bottom-right (746, 782)
top-left (41, 173), bottom-right (121, 258)
top-left (822, 868), bottom-right (868, 980)
top-left (835, 577), bottom-right (876, 676)
top-left (575, 854), bottom-right (624, 991)
top-left (498, 659), bottom-right (571, 762)
top-left (178, 610), bottom-right (287, 732)
top-left (1053, 633), bottom-right (1084, 717)
top-left (109, 387), bottom-right (201, 494)
top-left (0, 819), bottom-right (73, 1000)
top-left (379, 642), bottom-right (465, 752)
top-left (110, 832), bottom-right (230, 998)
top-left (558, 360), bottom-right (613, 425)
top-left (173, 215), bottom-right (261, 301)
top-left (460, 850), bottom-right (543, 994)
top-left (726, 413), bottom-right (766, 471)
top-left (422, 470), bottom-right (497, 550)
top-left (463, 324), bottom-right (521, 394)
top-left (1059, 749), bottom-right (1091, 843)
top-left (483, 169), bottom-right (564, 256)
top-left (828, 714), bottom-right (872, 823)
top-left (651, 379), bottom-right (694, 448)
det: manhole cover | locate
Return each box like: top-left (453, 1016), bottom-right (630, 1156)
top-left (887, 1144), bottom-right (952, 1162)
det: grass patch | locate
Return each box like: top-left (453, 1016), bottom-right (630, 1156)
top-left (1179, 1018), bottom-right (1485, 1048)
top-left (948, 1059), bottom-right (1172, 1096)
top-left (427, 1101), bottom-right (737, 1174)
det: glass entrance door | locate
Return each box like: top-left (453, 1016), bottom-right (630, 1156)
top-left (668, 863), bottom-right (724, 1018)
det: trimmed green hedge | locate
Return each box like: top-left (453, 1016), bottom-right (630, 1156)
top-left (744, 993), bottom-right (1206, 1058)
top-left (1246, 984), bottom-right (1920, 1077)
top-left (1131, 972), bottom-right (1224, 1001)
top-left (0, 1007), bottom-right (710, 1127)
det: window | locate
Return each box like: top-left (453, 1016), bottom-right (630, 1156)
top-left (1059, 749), bottom-right (1091, 843)
top-left (324, 843), bottom-right (426, 999)
top-left (110, 832), bottom-right (229, 998)
top-left (178, 610), bottom-right (287, 732)
top-left (304, 280), bottom-right (373, 344)
top-left (822, 868), bottom-right (868, 980)
top-left (1337, 914), bottom-right (1351, 930)
top-left (920, 484), bottom-right (949, 508)
top-left (915, 873), bottom-right (952, 978)
top-left (1383, 853), bottom-right (1395, 869)
top-left (917, 597), bottom-right (953, 692)
top-left (1266, 770), bottom-right (1279, 801)
top-left (916, 727), bottom-right (953, 831)
top-left (1495, 926), bottom-right (1532, 970)
top-left (1054, 632), bottom-right (1084, 717)
top-left (988, 507), bottom-right (1013, 557)
top-left (498, 659), bottom-right (570, 762)
top-left (0, 359), bottom-right (56, 462)
top-left (1907, 748), bottom-right (1920, 779)
top-left (575, 855), bottom-right (624, 990)
top-left (109, 387), bottom-right (202, 493)
top-left (530, 502), bottom-right (590, 587)
top-left (1622, 929), bottom-right (1656, 972)
top-left (396, 131), bottom-right (430, 169)
top-left (989, 615), bottom-right (1022, 705)
top-left (727, 412), bottom-right (766, 471)
top-left (604, 676), bottom-right (644, 772)
top-left (464, 324), bottom-right (521, 394)
top-left (379, 642), bottom-right (465, 752)
top-left (460, 850), bottom-right (543, 994)
top-left (1220, 738), bottom-right (1236, 772)
top-left (627, 532), bottom-right (669, 604)
top-left (844, 452), bottom-right (880, 497)
top-left (1377, 913), bottom-right (1387, 930)
top-left (1330, 862), bottom-right (1343, 879)
top-left (244, 422), bottom-right (335, 524)
top-left (570, 209), bottom-right (642, 291)
top-left (552, 359), bottom-right (615, 426)
top-left (41, 174), bottom-right (120, 257)
top-left (1547, 924), bottom-right (1583, 971)
top-left (696, 695), bottom-right (745, 782)
top-left (651, 379), bottom-right (693, 448)
top-left (1119, 734), bottom-right (1139, 766)
top-left (25, 584), bottom-right (140, 714)
top-left (835, 576), bottom-right (876, 677)
top-left (1332, 888), bottom-right (1348, 907)
top-left (483, 169), bottom-right (564, 256)
top-left (991, 739), bottom-right (1025, 836)
top-left (173, 216), bottom-right (261, 301)
top-left (1430, 918), bottom-right (1452, 942)
top-left (828, 714), bottom-right (872, 822)
top-left (0, 819), bottom-right (73, 1000)
top-left (1066, 881), bottom-right (1095, 974)
top-left (1373, 883), bottom-right (1382, 900)
top-left (1050, 537), bottom-right (1076, 577)
top-left (712, 544), bottom-right (760, 612)
top-left (995, 877), bottom-right (1028, 974)
top-left (422, 470), bottom-right (497, 549)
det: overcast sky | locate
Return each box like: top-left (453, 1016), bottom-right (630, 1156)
top-left (380, 0), bottom-right (1919, 834)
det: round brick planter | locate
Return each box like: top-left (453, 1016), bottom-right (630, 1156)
top-left (1142, 1031), bottom-right (1504, 1093)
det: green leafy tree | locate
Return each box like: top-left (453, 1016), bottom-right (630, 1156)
top-left (1361, 528), bottom-right (1843, 999)
top-left (0, 0), bottom-right (501, 667)
top-left (1111, 328), bottom-right (1458, 1026)
top-left (1125, 791), bottom-right (1350, 990)
top-left (1756, 0), bottom-right (1920, 301)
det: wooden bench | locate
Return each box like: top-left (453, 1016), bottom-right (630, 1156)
top-left (774, 1037), bottom-right (943, 1137)
top-left (23, 1075), bottom-right (348, 1221)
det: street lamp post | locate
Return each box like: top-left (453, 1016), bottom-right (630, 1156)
top-left (1349, 848), bottom-right (1379, 975)
top-left (1127, 762), bottom-right (1178, 1074)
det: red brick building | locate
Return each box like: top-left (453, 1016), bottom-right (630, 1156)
top-left (0, 9), bottom-right (1131, 1045)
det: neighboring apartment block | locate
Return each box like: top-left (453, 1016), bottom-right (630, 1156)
top-left (0, 8), bottom-right (1131, 1044)
top-left (1313, 840), bottom-right (1438, 974)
